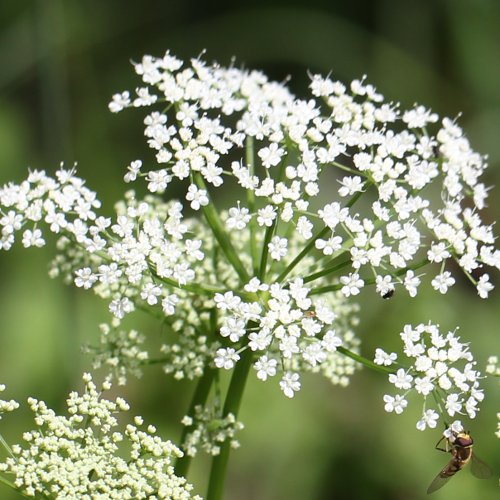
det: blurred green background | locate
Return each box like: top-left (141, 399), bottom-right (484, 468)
top-left (0, 0), bottom-right (499, 499)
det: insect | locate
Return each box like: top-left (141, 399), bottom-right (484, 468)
top-left (427, 429), bottom-right (491, 494)
top-left (382, 289), bottom-right (394, 299)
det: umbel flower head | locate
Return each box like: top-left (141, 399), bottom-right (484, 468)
top-left (376, 322), bottom-right (484, 431)
top-left (180, 404), bottom-right (244, 457)
top-left (109, 50), bottom-right (499, 293)
top-left (0, 50), bottom-right (498, 405)
top-left (0, 373), bottom-right (200, 499)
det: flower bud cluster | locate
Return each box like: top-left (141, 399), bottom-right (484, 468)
top-left (0, 374), bottom-right (200, 499)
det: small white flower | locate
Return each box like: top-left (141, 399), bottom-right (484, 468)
top-left (254, 355), bottom-right (278, 381)
top-left (257, 205), bottom-right (277, 227)
top-left (244, 278), bottom-right (269, 293)
top-left (302, 341), bottom-right (327, 367)
top-left (404, 270), bottom-right (421, 297)
top-left (375, 275), bottom-right (394, 298)
top-left (476, 274), bottom-right (493, 299)
top-left (388, 369), bottom-right (413, 390)
top-left (258, 143), bottom-right (284, 168)
top-left (317, 202), bottom-right (348, 229)
top-left (214, 348), bottom-right (240, 370)
top-left (280, 372), bottom-right (301, 398)
top-left (414, 376), bottom-right (434, 396)
top-left (416, 409), bottom-right (439, 431)
top-left (124, 160), bottom-right (142, 183)
top-left (279, 335), bottom-right (299, 359)
top-left (444, 420), bottom-right (464, 439)
top-left (22, 228), bottom-right (45, 248)
top-left (268, 236), bottom-right (288, 261)
top-left (403, 105), bottom-right (438, 128)
top-left (445, 393), bottom-right (463, 417)
top-left (181, 415), bottom-right (193, 426)
top-left (338, 176), bottom-right (364, 197)
top-left (140, 283), bottom-right (162, 305)
top-left (186, 185), bottom-right (209, 210)
top-left (431, 271), bottom-right (455, 294)
top-left (322, 330), bottom-right (342, 352)
top-left (383, 394), bottom-right (408, 414)
top-left (161, 293), bottom-right (179, 315)
top-left (340, 273), bottom-right (364, 297)
top-left (227, 204), bottom-right (251, 230)
top-left (220, 317), bottom-right (246, 343)
top-left (465, 396), bottom-right (479, 418)
top-left (248, 329), bottom-right (272, 351)
top-left (296, 216), bottom-right (313, 239)
top-left (108, 91), bottom-right (131, 112)
top-left (374, 348), bottom-right (397, 366)
top-left (214, 292), bottom-right (241, 311)
top-left (109, 297), bottom-right (135, 319)
top-left (427, 242), bottom-right (450, 263)
top-left (74, 267), bottom-right (97, 289)
top-left (315, 235), bottom-right (343, 255)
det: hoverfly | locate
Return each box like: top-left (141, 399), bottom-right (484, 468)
top-left (427, 429), bottom-right (491, 494)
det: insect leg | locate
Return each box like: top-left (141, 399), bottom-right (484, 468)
top-left (434, 435), bottom-right (448, 453)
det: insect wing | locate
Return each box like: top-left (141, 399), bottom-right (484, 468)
top-left (426, 465), bottom-right (453, 495)
top-left (470, 453), bottom-right (492, 480)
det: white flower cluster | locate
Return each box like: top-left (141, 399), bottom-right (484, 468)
top-left (214, 279), bottom-right (360, 397)
top-left (375, 323), bottom-right (483, 431)
top-left (1, 50), bottom-right (498, 403)
top-left (0, 168), bottom-right (100, 251)
top-left (0, 164), bottom-right (361, 392)
top-left (49, 191), bottom-right (223, 381)
top-left (109, 51), bottom-right (499, 300)
top-left (49, 191), bottom-right (206, 316)
top-left (0, 373), bottom-right (200, 499)
top-left (180, 404), bottom-right (244, 457)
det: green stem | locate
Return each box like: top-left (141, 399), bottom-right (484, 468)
top-left (0, 474), bottom-right (31, 498)
top-left (309, 257), bottom-right (430, 296)
top-left (303, 256), bottom-right (351, 284)
top-left (330, 161), bottom-right (365, 176)
top-left (245, 137), bottom-right (259, 276)
top-left (174, 368), bottom-right (217, 477)
top-left (309, 283), bottom-right (342, 296)
top-left (276, 189), bottom-right (365, 283)
top-left (193, 174), bottom-right (249, 283)
top-left (258, 220), bottom-right (277, 281)
top-left (152, 272), bottom-right (227, 296)
top-left (206, 348), bottom-right (254, 500)
top-left (276, 226), bottom-right (329, 283)
top-left (0, 433), bottom-right (14, 459)
top-left (151, 274), bottom-right (256, 302)
top-left (0, 476), bottom-right (15, 491)
top-left (337, 346), bottom-right (394, 375)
